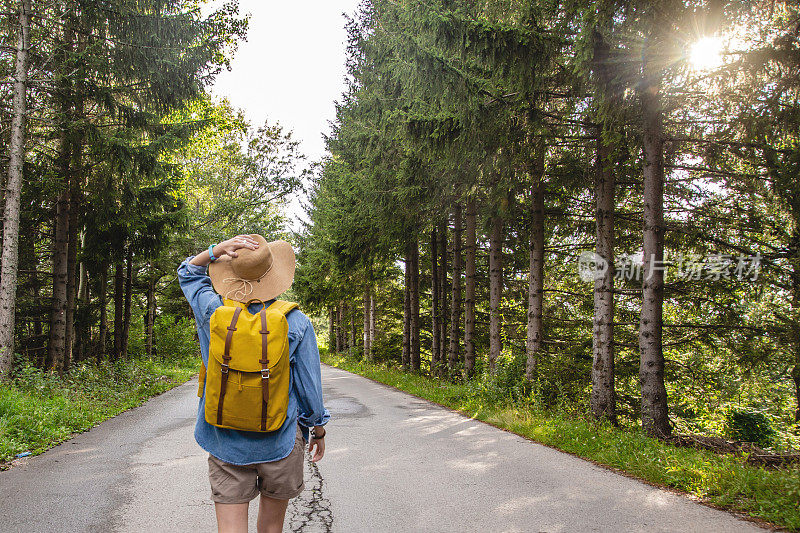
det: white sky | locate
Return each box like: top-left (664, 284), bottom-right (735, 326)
top-left (208, 0), bottom-right (362, 231)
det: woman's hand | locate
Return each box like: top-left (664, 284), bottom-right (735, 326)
top-left (214, 235), bottom-right (259, 259)
top-left (189, 235), bottom-right (259, 266)
top-left (309, 429), bottom-right (325, 462)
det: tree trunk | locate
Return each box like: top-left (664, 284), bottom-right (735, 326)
top-left (793, 280), bottom-right (800, 422)
top-left (32, 274), bottom-right (42, 341)
top-left (334, 304), bottom-right (339, 353)
top-left (590, 28), bottom-right (618, 424)
top-left (345, 303), bottom-right (350, 354)
top-left (369, 288), bottom-right (375, 359)
top-left (47, 5), bottom-right (76, 372)
top-left (63, 73), bottom-right (85, 370)
top-left (350, 305), bottom-right (358, 355)
top-left (0, 0), bottom-right (31, 380)
top-left (77, 248), bottom-right (88, 303)
top-left (328, 307), bottom-right (335, 353)
top-left (343, 302), bottom-right (353, 357)
top-left (332, 304), bottom-right (338, 353)
top-left (525, 152), bottom-right (546, 382)
top-left (791, 226), bottom-right (800, 422)
top-left (120, 247), bottom-right (133, 359)
top-left (31, 272), bottom-right (43, 337)
top-left (363, 285), bottom-right (371, 361)
top-left (62, 173), bottom-right (80, 372)
top-left (348, 301), bottom-right (355, 357)
top-left (342, 302), bottom-right (348, 352)
top-left (431, 227), bottom-right (440, 374)
top-left (410, 236), bottom-right (421, 371)
top-left (341, 303), bottom-right (346, 351)
top-left (341, 302), bottom-right (346, 352)
top-left (145, 267), bottom-right (156, 358)
top-left (97, 262), bottom-right (108, 362)
top-left (793, 363), bottom-right (800, 422)
top-left (488, 214), bottom-right (503, 372)
top-left (32, 277), bottom-right (44, 367)
top-left (591, 133), bottom-right (617, 423)
top-left (336, 302), bottom-right (343, 353)
top-left (342, 302), bottom-right (348, 355)
top-left (463, 199), bottom-right (477, 378)
top-left (639, 46), bottom-right (671, 437)
top-left (113, 259), bottom-right (124, 360)
top-left (47, 170), bottom-right (71, 370)
top-left (74, 251), bottom-right (89, 363)
top-left (448, 203), bottom-right (462, 374)
top-left (438, 219), bottom-right (448, 365)
top-left (74, 233), bottom-right (88, 363)
top-left (402, 246), bottom-right (410, 368)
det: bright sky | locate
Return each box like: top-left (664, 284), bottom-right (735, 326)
top-left (208, 0), bottom-right (362, 230)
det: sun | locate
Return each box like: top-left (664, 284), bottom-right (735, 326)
top-left (689, 36), bottom-right (724, 71)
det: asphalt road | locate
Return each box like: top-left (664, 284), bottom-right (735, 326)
top-left (0, 364), bottom-right (766, 532)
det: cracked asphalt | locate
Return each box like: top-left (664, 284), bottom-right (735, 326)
top-left (0, 364), bottom-right (767, 532)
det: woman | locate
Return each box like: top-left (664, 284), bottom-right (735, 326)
top-left (178, 234), bottom-right (330, 533)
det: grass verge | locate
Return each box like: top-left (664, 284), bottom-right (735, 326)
top-left (0, 356), bottom-right (197, 466)
top-left (322, 352), bottom-right (800, 531)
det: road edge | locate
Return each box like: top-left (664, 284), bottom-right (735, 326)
top-left (321, 363), bottom-right (782, 532)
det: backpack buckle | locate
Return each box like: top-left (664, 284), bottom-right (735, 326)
top-left (261, 368), bottom-right (270, 379)
top-left (221, 363), bottom-right (229, 374)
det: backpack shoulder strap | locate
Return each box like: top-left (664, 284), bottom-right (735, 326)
top-left (267, 300), bottom-right (299, 317)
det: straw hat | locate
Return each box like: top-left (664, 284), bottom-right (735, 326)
top-left (209, 235), bottom-right (296, 302)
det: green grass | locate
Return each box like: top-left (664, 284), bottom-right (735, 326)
top-left (322, 353), bottom-right (800, 531)
top-left (0, 356), bottom-right (197, 465)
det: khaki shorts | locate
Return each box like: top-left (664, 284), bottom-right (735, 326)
top-left (208, 425), bottom-right (306, 503)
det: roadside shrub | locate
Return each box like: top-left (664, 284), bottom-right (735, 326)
top-left (467, 351), bottom-right (530, 406)
top-left (153, 315), bottom-right (199, 361)
top-left (529, 353), bottom-right (591, 414)
top-left (1, 354), bottom-right (197, 463)
top-left (725, 409), bottom-right (775, 447)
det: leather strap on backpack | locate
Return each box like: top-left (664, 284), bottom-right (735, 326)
top-left (259, 309), bottom-right (270, 431)
top-left (217, 306), bottom-right (242, 426)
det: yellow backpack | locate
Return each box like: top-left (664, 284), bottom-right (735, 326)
top-left (197, 299), bottom-right (298, 432)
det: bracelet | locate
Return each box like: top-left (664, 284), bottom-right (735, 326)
top-left (311, 427), bottom-right (326, 440)
top-left (208, 244), bottom-right (218, 262)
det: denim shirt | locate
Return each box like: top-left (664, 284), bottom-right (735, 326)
top-left (177, 257), bottom-right (330, 465)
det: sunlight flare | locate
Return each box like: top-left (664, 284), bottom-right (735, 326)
top-left (689, 36), bottom-right (723, 71)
